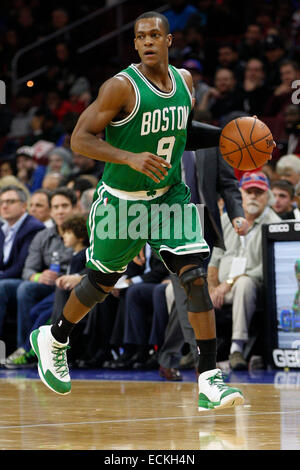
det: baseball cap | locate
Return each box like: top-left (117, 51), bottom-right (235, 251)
top-left (182, 59), bottom-right (203, 73)
top-left (239, 171), bottom-right (270, 191)
top-left (16, 146), bottom-right (34, 159)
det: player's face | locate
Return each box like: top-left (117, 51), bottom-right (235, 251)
top-left (134, 18), bottom-right (172, 66)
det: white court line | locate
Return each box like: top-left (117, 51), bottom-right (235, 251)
top-left (1, 409), bottom-right (300, 431)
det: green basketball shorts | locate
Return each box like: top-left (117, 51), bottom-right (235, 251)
top-left (86, 181), bottom-right (210, 274)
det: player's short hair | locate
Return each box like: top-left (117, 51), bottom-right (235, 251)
top-left (134, 11), bottom-right (170, 34)
top-left (61, 214), bottom-right (89, 246)
top-left (271, 179), bottom-right (295, 199)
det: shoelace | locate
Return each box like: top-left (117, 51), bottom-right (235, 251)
top-left (52, 344), bottom-right (70, 378)
top-left (208, 371), bottom-right (229, 391)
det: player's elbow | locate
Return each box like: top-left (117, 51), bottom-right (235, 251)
top-left (70, 129), bottom-right (81, 154)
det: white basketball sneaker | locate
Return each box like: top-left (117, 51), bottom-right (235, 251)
top-left (30, 325), bottom-right (71, 395)
top-left (198, 368), bottom-right (244, 411)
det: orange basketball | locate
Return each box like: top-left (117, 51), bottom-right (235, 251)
top-left (219, 116), bottom-right (274, 170)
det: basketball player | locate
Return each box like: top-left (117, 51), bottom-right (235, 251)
top-left (30, 11), bottom-right (245, 411)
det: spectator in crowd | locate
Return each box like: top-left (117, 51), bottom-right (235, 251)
top-left (208, 171), bottom-right (281, 371)
top-left (8, 89), bottom-right (37, 139)
top-left (24, 107), bottom-right (64, 146)
top-left (15, 145), bottom-right (47, 193)
top-left (58, 112), bottom-right (80, 148)
top-left (164, 0), bottom-right (198, 33)
top-left (78, 188), bottom-right (95, 217)
top-left (271, 179), bottom-right (300, 220)
top-left (263, 34), bottom-right (287, 89)
top-left (240, 58), bottom-right (271, 116)
top-left (276, 154), bottom-right (300, 186)
top-left (108, 245), bottom-right (169, 370)
top-left (181, 59), bottom-right (209, 111)
top-left (199, 68), bottom-right (244, 122)
top-left (13, 6), bottom-right (40, 46)
top-left (0, 28), bottom-right (20, 83)
top-left (67, 177), bottom-right (94, 213)
top-left (6, 213), bottom-right (89, 369)
top-left (42, 172), bottom-right (66, 191)
top-left (237, 23), bottom-right (263, 63)
top-left (51, 7), bottom-right (70, 32)
top-left (282, 105), bottom-right (300, 156)
top-left (216, 43), bottom-right (243, 81)
top-left (2, 187), bottom-right (76, 364)
top-left (46, 147), bottom-right (73, 177)
top-left (102, 245), bottom-right (168, 370)
top-left (181, 22), bottom-right (206, 65)
top-left (0, 158), bottom-right (17, 179)
top-left (0, 185), bottom-right (44, 282)
top-left (28, 189), bottom-right (54, 228)
top-left (264, 60), bottom-right (300, 116)
top-left (45, 42), bottom-right (79, 96)
top-left (71, 153), bottom-right (103, 179)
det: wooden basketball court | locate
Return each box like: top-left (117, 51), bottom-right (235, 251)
top-left (0, 373), bottom-right (299, 450)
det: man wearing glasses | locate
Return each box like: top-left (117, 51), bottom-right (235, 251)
top-left (0, 185), bottom-right (44, 280)
top-left (0, 185), bottom-right (44, 341)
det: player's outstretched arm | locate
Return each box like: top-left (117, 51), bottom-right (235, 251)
top-left (70, 76), bottom-right (170, 183)
top-left (186, 119), bottom-right (222, 150)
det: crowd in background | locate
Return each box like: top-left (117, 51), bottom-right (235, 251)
top-left (0, 0), bottom-right (300, 375)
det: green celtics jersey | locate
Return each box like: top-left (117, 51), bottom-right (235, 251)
top-left (101, 64), bottom-right (192, 192)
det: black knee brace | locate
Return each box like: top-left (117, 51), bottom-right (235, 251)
top-left (74, 273), bottom-right (110, 308)
top-left (179, 266), bottom-right (213, 313)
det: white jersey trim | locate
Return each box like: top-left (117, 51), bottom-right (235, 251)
top-left (130, 64), bottom-right (177, 98)
top-left (109, 72), bottom-right (141, 127)
top-left (176, 67), bottom-right (193, 107)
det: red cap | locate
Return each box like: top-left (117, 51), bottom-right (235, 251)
top-left (239, 171), bottom-right (269, 191)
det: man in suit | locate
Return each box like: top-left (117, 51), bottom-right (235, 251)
top-left (0, 185), bottom-right (44, 281)
top-left (158, 147), bottom-right (247, 380)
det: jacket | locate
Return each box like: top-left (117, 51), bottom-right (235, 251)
top-left (0, 214), bottom-right (44, 279)
top-left (22, 225), bottom-right (73, 280)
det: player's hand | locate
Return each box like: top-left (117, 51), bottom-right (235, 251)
top-left (128, 152), bottom-right (171, 183)
top-left (252, 115), bottom-right (276, 159)
top-left (232, 217), bottom-right (249, 235)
